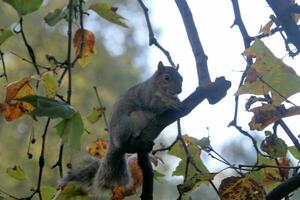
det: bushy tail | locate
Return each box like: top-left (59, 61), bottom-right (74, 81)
top-left (60, 157), bottom-right (100, 192)
top-left (93, 147), bottom-right (131, 192)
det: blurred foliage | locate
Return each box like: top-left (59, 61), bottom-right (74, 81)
top-left (0, 0), bottom-right (146, 197)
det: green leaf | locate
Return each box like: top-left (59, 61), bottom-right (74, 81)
top-left (169, 142), bottom-right (209, 177)
top-left (86, 107), bottom-right (103, 124)
top-left (56, 182), bottom-right (88, 200)
top-left (89, 3), bottom-right (128, 28)
top-left (3, 0), bottom-right (43, 16)
top-left (41, 186), bottom-right (56, 200)
top-left (55, 112), bottom-right (84, 150)
top-left (153, 170), bottom-right (165, 180)
top-left (261, 133), bottom-right (287, 158)
top-left (0, 27), bottom-right (13, 46)
top-left (18, 95), bottom-right (75, 119)
top-left (44, 8), bottom-right (67, 26)
top-left (177, 173), bottom-right (217, 194)
top-left (6, 165), bottom-right (27, 181)
top-left (249, 155), bottom-right (281, 190)
top-left (195, 137), bottom-right (210, 150)
top-left (236, 39), bottom-right (300, 105)
top-left (289, 146), bottom-right (300, 160)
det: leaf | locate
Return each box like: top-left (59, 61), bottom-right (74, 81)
top-left (89, 3), bottom-right (128, 28)
top-left (259, 20), bottom-right (274, 35)
top-left (5, 78), bottom-right (31, 103)
top-left (249, 155), bottom-right (282, 190)
top-left (177, 173), bottom-right (217, 194)
top-left (260, 132), bottom-right (288, 158)
top-left (153, 170), bottom-right (165, 180)
top-left (73, 29), bottom-right (96, 67)
top-left (288, 146), bottom-right (300, 160)
top-left (249, 104), bottom-right (300, 130)
top-left (55, 112), bottom-right (84, 150)
top-left (86, 139), bottom-right (107, 158)
top-left (44, 8), bottom-right (67, 26)
top-left (41, 72), bottom-right (59, 98)
top-left (112, 154), bottom-right (143, 199)
top-left (169, 141), bottom-right (208, 177)
top-left (1, 78), bottom-right (35, 121)
top-left (19, 95), bottom-right (75, 119)
top-left (195, 137), bottom-right (211, 150)
top-left (219, 176), bottom-right (266, 200)
top-left (0, 27), bottom-right (13, 46)
top-left (86, 107), bottom-right (105, 124)
top-left (236, 39), bottom-right (300, 106)
top-left (41, 186), bottom-right (56, 200)
top-left (57, 182), bottom-right (88, 200)
top-left (6, 165), bottom-right (27, 181)
top-left (3, 0), bottom-right (43, 16)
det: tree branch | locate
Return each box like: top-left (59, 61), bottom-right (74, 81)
top-left (175, 0), bottom-right (211, 87)
top-left (127, 77), bottom-right (231, 153)
top-left (0, 50), bottom-right (8, 82)
top-left (266, 0), bottom-right (300, 56)
top-left (137, 0), bottom-right (176, 67)
top-left (266, 173), bottom-right (300, 200)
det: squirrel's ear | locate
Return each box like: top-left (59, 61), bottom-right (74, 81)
top-left (158, 61), bottom-right (164, 73)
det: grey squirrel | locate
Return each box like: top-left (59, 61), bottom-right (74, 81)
top-left (61, 61), bottom-right (183, 194)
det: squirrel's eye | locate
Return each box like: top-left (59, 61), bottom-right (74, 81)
top-left (164, 74), bottom-right (170, 81)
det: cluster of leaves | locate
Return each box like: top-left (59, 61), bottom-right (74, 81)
top-left (1, 0), bottom-right (300, 200)
top-left (0, 0), bottom-right (131, 199)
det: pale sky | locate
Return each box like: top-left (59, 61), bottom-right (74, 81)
top-left (145, 0), bottom-right (300, 169)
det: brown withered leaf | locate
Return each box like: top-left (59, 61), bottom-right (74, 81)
top-left (259, 20), bottom-right (274, 35)
top-left (249, 104), bottom-right (300, 130)
top-left (1, 78), bottom-right (35, 121)
top-left (219, 176), bottom-right (266, 200)
top-left (111, 154), bottom-right (143, 200)
top-left (73, 29), bottom-right (96, 67)
top-left (278, 157), bottom-right (290, 180)
top-left (86, 139), bottom-right (107, 158)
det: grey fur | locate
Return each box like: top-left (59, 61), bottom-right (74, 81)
top-left (61, 62), bottom-right (183, 194)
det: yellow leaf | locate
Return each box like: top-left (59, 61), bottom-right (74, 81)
top-left (86, 139), bottom-right (107, 158)
top-left (73, 29), bottom-right (96, 67)
top-left (89, 3), bottom-right (128, 28)
top-left (219, 176), bottom-right (266, 200)
top-left (42, 72), bottom-right (58, 98)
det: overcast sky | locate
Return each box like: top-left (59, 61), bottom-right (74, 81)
top-left (143, 0), bottom-right (300, 169)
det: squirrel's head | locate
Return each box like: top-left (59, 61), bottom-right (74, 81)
top-left (155, 61), bottom-right (183, 98)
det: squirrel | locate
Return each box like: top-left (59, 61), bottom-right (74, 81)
top-left (61, 61), bottom-right (183, 194)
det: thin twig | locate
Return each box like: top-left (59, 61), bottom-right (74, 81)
top-left (278, 119), bottom-right (300, 151)
top-left (66, 0), bottom-right (74, 104)
top-left (152, 137), bottom-right (178, 154)
top-left (15, 17), bottom-right (41, 89)
top-left (176, 119), bottom-right (220, 199)
top-left (9, 51), bottom-right (50, 70)
top-left (93, 86), bottom-right (109, 131)
top-left (25, 118), bottom-right (51, 200)
top-left (0, 50), bottom-right (8, 82)
top-left (137, 0), bottom-right (176, 67)
top-left (0, 188), bottom-right (20, 199)
top-left (52, 142), bottom-right (64, 178)
top-left (71, 0), bottom-right (85, 66)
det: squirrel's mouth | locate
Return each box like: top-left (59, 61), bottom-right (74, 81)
top-left (168, 91), bottom-right (179, 98)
